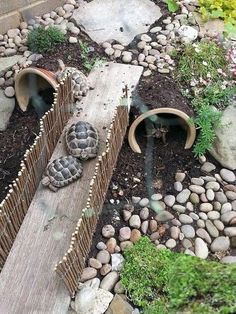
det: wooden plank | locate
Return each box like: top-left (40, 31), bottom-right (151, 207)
top-left (0, 63), bottom-right (143, 314)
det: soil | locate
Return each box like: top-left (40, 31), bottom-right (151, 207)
top-left (0, 107), bottom-right (39, 202)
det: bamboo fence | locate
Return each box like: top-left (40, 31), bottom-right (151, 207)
top-left (0, 75), bottom-right (73, 269)
top-left (55, 103), bottom-right (129, 296)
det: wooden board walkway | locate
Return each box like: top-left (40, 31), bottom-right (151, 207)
top-left (0, 63), bottom-right (143, 314)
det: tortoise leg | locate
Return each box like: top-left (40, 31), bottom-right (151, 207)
top-left (48, 184), bottom-right (59, 192)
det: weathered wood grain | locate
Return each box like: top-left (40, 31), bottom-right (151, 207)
top-left (0, 63), bottom-right (142, 314)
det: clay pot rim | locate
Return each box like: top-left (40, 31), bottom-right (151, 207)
top-left (15, 67), bottom-right (58, 112)
top-left (128, 107), bottom-right (196, 153)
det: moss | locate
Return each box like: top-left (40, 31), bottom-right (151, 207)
top-left (121, 237), bottom-right (236, 314)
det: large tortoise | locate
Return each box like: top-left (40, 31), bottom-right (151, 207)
top-left (41, 155), bottom-right (83, 192)
top-left (65, 121), bottom-right (99, 160)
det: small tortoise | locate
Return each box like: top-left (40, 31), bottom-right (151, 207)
top-left (41, 155), bottom-right (83, 192)
top-left (66, 121), bottom-right (99, 160)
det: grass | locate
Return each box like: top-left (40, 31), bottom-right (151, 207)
top-left (176, 41), bottom-right (228, 85)
top-left (121, 237), bottom-right (236, 314)
top-left (27, 26), bottom-right (65, 53)
top-left (79, 40), bottom-right (106, 72)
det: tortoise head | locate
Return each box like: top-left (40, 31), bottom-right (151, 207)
top-left (41, 176), bottom-right (50, 187)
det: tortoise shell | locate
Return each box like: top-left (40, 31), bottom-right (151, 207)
top-left (46, 155), bottom-right (83, 187)
top-left (65, 121), bottom-right (99, 160)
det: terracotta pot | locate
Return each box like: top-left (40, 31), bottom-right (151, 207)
top-left (128, 107), bottom-right (196, 153)
top-left (15, 67), bottom-right (58, 112)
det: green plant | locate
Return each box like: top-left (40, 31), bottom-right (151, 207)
top-left (79, 40), bottom-right (106, 72)
top-left (199, 0), bottom-right (236, 25)
top-left (176, 41), bottom-right (228, 84)
top-left (27, 26), bottom-right (65, 53)
top-left (165, 0), bottom-right (179, 13)
top-left (121, 237), bottom-right (236, 314)
top-left (191, 104), bottom-right (222, 156)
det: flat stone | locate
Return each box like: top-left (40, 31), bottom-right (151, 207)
top-left (196, 228), bottom-right (212, 244)
top-left (201, 162), bottom-right (216, 173)
top-left (155, 210), bottom-right (174, 222)
top-left (226, 191), bottom-right (236, 201)
top-left (0, 89), bottom-right (15, 131)
top-left (176, 189), bottom-right (191, 204)
top-left (220, 169), bottom-right (236, 183)
top-left (213, 220), bottom-right (225, 231)
top-left (221, 211), bottom-right (236, 224)
top-left (210, 236), bottom-right (230, 252)
top-left (195, 238), bottom-right (208, 259)
top-left (191, 178), bottom-right (204, 186)
top-left (170, 226), bottom-right (180, 239)
top-left (172, 204), bottom-right (186, 213)
top-left (100, 271), bottom-right (119, 291)
top-left (200, 203), bottom-right (213, 212)
top-left (81, 267), bottom-right (97, 282)
top-left (189, 185), bottom-right (205, 194)
top-left (207, 211), bottom-right (220, 220)
top-left (100, 264), bottom-right (112, 276)
top-left (181, 225), bottom-right (195, 238)
top-left (0, 55), bottom-right (22, 76)
top-left (189, 213), bottom-right (199, 220)
top-left (205, 181), bottom-right (220, 191)
top-left (179, 214), bottom-right (193, 224)
top-left (89, 258), bottom-right (102, 269)
top-left (72, 0), bottom-right (162, 45)
top-left (215, 192), bottom-right (227, 204)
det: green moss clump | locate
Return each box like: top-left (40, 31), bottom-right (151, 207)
top-left (27, 26), bottom-right (65, 53)
top-left (121, 237), bottom-right (236, 314)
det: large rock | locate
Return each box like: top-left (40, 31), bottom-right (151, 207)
top-left (71, 0), bottom-right (162, 45)
top-left (210, 103), bottom-right (236, 170)
top-left (0, 89), bottom-right (15, 131)
top-left (74, 286), bottom-right (113, 314)
top-left (105, 294), bottom-right (133, 314)
top-left (0, 55), bottom-right (22, 76)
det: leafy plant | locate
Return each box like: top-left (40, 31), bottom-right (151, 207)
top-left (176, 41), bottom-right (228, 84)
top-left (27, 26), bottom-right (65, 53)
top-left (79, 40), bottom-right (106, 72)
top-left (191, 103), bottom-right (222, 156)
top-left (199, 0), bottom-right (236, 25)
top-left (165, 0), bottom-right (179, 13)
top-left (121, 237), bottom-right (236, 314)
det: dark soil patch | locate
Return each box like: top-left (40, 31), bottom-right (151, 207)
top-left (0, 107), bottom-right (39, 202)
top-left (34, 33), bottom-right (106, 73)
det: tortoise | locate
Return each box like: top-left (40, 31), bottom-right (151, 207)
top-left (41, 155), bottom-right (83, 192)
top-left (65, 121), bottom-right (99, 160)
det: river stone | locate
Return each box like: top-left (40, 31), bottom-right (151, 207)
top-left (205, 220), bottom-right (219, 238)
top-left (225, 191), bottom-right (236, 201)
top-left (200, 203), bottom-right (213, 212)
top-left (96, 250), bottom-right (110, 264)
top-left (129, 215), bottom-right (141, 228)
top-left (100, 264), bottom-right (112, 276)
top-left (232, 200), bottom-right (236, 211)
top-left (174, 181), bottom-right (183, 192)
top-left (89, 258), bottom-right (102, 269)
top-left (102, 225), bottom-right (115, 238)
top-left (139, 198), bottom-right (149, 207)
top-left (171, 218), bottom-right (181, 226)
top-left (140, 207), bottom-right (149, 220)
top-left (97, 242), bottom-right (107, 250)
top-left (164, 195), bottom-right (175, 207)
top-left (210, 236), bottom-right (230, 252)
top-left (75, 286), bottom-right (113, 314)
top-left (190, 193), bottom-right (199, 204)
top-left (221, 256), bottom-right (236, 264)
top-left (111, 253), bottom-right (124, 271)
top-left (205, 181), bottom-right (220, 191)
top-left (100, 271), bottom-right (119, 291)
top-left (197, 219), bottom-right (205, 228)
top-left (206, 189), bottom-right (215, 201)
top-left (71, 0), bottom-right (162, 45)
top-left (220, 169), bottom-right (236, 182)
top-left (0, 55), bottom-right (22, 76)
top-left (199, 212), bottom-right (208, 220)
top-left (179, 214), bottom-right (193, 224)
top-left (181, 225), bottom-right (195, 238)
top-left (189, 212), bottom-right (199, 220)
top-left (207, 211), bottom-right (220, 220)
top-left (172, 204), bottom-right (186, 213)
top-left (178, 25), bottom-right (198, 41)
top-left (182, 238), bottom-right (193, 249)
top-left (213, 220), bottom-right (225, 231)
top-left (0, 89), bottom-right (15, 131)
top-left (185, 249), bottom-right (195, 256)
top-left (149, 220), bottom-right (158, 233)
top-left (210, 103), bottom-right (236, 170)
top-left (114, 281), bottom-right (125, 294)
top-left (130, 229), bottom-right (141, 243)
top-left (196, 228), bottom-right (212, 243)
top-left (195, 238), bottom-right (208, 259)
top-left (151, 193), bottom-right (162, 201)
top-left (155, 210), bottom-right (174, 222)
top-left (141, 220), bottom-right (149, 234)
top-left (191, 177), bottom-right (204, 186)
top-left (106, 238), bottom-right (117, 254)
top-left (119, 227), bottom-right (131, 241)
top-left (213, 201), bottom-right (222, 211)
top-left (122, 210), bottom-right (132, 221)
top-left (165, 238), bottom-right (176, 248)
top-left (132, 196), bottom-right (141, 204)
top-left (215, 192), bottom-right (227, 204)
top-left (189, 185), bottom-right (205, 194)
top-left (175, 172), bottom-right (186, 182)
top-left (176, 189), bottom-right (190, 204)
top-left (221, 211), bottom-right (236, 224)
top-left (201, 162), bottom-right (216, 172)
top-left (201, 176), bottom-right (216, 182)
top-left (81, 267), bottom-right (97, 282)
top-left (224, 227), bottom-right (236, 237)
top-left (170, 226), bottom-right (180, 239)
